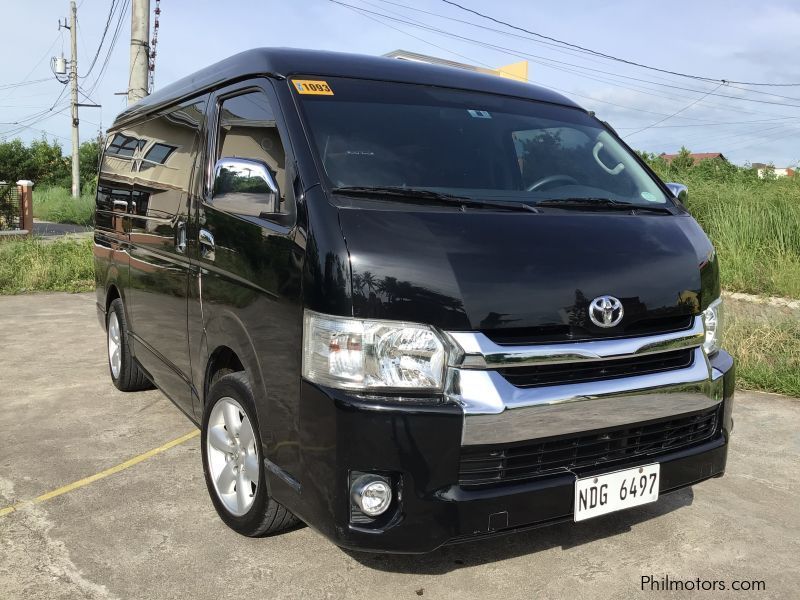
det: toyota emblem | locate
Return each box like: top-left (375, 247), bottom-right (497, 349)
top-left (588, 295), bottom-right (624, 328)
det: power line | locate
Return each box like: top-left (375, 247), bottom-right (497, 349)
top-left (335, 2), bottom-right (725, 126)
top-left (624, 83), bottom-right (726, 138)
top-left (0, 33), bottom-right (61, 104)
top-left (439, 0), bottom-right (800, 87)
top-left (615, 117), bottom-right (800, 130)
top-left (338, 2), bottom-right (800, 112)
top-left (371, 0), bottom-right (800, 107)
top-left (82, 0), bottom-right (118, 79)
top-left (0, 78), bottom-right (53, 91)
top-left (333, 2), bottom-right (797, 158)
top-left (84, 0), bottom-right (130, 98)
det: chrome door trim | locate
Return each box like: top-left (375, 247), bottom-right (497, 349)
top-left (447, 347), bottom-right (722, 445)
top-left (446, 316), bottom-right (704, 369)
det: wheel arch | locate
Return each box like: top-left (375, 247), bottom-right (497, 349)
top-left (201, 311), bottom-right (269, 422)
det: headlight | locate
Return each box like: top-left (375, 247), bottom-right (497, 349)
top-left (702, 297), bottom-right (724, 355)
top-left (302, 310), bottom-right (447, 391)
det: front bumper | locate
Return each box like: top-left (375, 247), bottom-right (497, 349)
top-left (285, 350), bottom-right (734, 554)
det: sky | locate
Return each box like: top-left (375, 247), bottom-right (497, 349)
top-left (2, 0), bottom-right (800, 166)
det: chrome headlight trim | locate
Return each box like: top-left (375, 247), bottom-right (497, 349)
top-left (702, 297), bottom-right (724, 356)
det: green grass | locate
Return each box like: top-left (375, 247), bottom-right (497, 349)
top-left (0, 237), bottom-right (94, 294)
top-left (725, 313), bottom-right (800, 398)
top-left (684, 178), bottom-right (800, 299)
top-left (32, 186), bottom-right (94, 226)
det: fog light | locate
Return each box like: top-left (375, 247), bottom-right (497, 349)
top-left (351, 474), bottom-right (392, 517)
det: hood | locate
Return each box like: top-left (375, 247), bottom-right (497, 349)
top-left (338, 207), bottom-right (719, 340)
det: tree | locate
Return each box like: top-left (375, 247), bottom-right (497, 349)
top-left (28, 137), bottom-right (69, 185)
top-left (79, 138), bottom-right (101, 190)
top-left (0, 136), bottom-right (101, 190)
top-left (670, 146), bottom-right (695, 171)
top-left (0, 139), bottom-right (32, 183)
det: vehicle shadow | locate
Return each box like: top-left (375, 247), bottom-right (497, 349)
top-left (343, 487), bottom-right (694, 574)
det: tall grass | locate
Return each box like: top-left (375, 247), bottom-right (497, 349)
top-left (642, 154), bottom-right (800, 299)
top-left (725, 312), bottom-right (800, 398)
top-left (686, 178), bottom-right (800, 298)
top-left (32, 186), bottom-right (94, 226)
top-left (0, 237), bottom-right (94, 294)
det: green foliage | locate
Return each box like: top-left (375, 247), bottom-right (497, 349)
top-left (0, 139), bottom-right (32, 183)
top-left (0, 136), bottom-right (101, 188)
top-left (32, 186), bottom-right (94, 225)
top-left (639, 149), bottom-right (800, 299)
top-left (79, 139), bottom-right (101, 194)
top-left (0, 237), bottom-right (94, 294)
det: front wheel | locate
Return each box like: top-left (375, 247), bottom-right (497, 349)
top-left (201, 372), bottom-right (298, 536)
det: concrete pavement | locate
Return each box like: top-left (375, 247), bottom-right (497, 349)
top-left (0, 293), bottom-right (798, 599)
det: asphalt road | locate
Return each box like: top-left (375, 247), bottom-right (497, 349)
top-left (1, 293), bottom-right (798, 599)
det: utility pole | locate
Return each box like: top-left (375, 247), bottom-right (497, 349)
top-left (69, 0), bottom-right (80, 198)
top-left (127, 0), bottom-right (150, 104)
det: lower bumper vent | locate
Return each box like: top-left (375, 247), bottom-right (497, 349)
top-left (459, 407), bottom-right (719, 488)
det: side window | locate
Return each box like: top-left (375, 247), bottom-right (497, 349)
top-left (211, 90), bottom-right (290, 220)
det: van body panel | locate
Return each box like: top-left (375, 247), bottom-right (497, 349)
top-left (124, 97), bottom-right (207, 415)
top-left (187, 79), bottom-right (308, 485)
top-left (295, 359), bottom-right (733, 553)
top-left (339, 208), bottom-right (717, 332)
top-left (93, 133), bottom-right (135, 324)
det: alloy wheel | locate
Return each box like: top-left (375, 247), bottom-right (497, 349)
top-left (107, 312), bottom-right (121, 379)
top-left (206, 397), bottom-right (259, 516)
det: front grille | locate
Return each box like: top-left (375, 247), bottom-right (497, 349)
top-left (497, 348), bottom-right (694, 388)
top-left (483, 313), bottom-right (693, 345)
top-left (459, 407), bottom-right (719, 488)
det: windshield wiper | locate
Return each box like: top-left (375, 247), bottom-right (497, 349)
top-left (535, 197), bottom-right (672, 214)
top-left (331, 186), bottom-right (539, 213)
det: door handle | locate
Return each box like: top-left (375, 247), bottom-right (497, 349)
top-left (176, 221), bottom-right (187, 254)
top-left (199, 228), bottom-right (215, 261)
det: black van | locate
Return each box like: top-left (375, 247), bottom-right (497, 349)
top-left (94, 48), bottom-right (734, 553)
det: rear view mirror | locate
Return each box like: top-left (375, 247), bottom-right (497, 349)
top-left (211, 157), bottom-right (280, 217)
top-left (665, 182), bottom-right (688, 205)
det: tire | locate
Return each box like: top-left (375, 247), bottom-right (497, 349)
top-left (201, 372), bottom-right (298, 537)
top-left (106, 298), bottom-right (153, 392)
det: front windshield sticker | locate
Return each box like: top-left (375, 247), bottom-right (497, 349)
top-left (293, 80), bottom-right (334, 95)
top-left (641, 191), bottom-right (660, 202)
top-left (467, 109), bottom-right (491, 119)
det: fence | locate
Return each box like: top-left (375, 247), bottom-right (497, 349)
top-left (0, 183), bottom-right (22, 230)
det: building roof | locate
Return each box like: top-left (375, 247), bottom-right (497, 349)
top-left (660, 152), bottom-right (727, 163)
top-left (114, 47), bottom-right (581, 126)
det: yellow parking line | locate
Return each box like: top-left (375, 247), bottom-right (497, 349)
top-left (0, 429), bottom-right (199, 518)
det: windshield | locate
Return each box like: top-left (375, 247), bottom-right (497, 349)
top-left (293, 77), bottom-right (670, 207)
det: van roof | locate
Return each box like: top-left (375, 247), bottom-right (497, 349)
top-left (114, 47), bottom-right (583, 126)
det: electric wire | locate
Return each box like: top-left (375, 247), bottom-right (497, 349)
top-left (439, 0), bottom-right (800, 87)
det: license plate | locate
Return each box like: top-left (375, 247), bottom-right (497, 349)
top-left (574, 463), bottom-right (660, 522)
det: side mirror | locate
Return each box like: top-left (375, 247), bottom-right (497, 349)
top-left (665, 182), bottom-right (688, 205)
top-left (211, 157), bottom-right (280, 217)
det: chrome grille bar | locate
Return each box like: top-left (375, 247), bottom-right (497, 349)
top-left (446, 316), bottom-right (704, 369)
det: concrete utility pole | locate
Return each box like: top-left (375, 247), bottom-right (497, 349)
top-left (127, 0), bottom-right (150, 104)
top-left (69, 0), bottom-right (80, 198)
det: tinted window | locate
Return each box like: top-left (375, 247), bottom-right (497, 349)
top-left (295, 77), bottom-right (669, 206)
top-left (212, 90), bottom-right (289, 219)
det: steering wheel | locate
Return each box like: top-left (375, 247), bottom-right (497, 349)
top-left (526, 174), bottom-right (578, 192)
